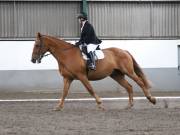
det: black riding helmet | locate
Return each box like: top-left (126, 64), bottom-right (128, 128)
top-left (77, 13), bottom-right (88, 20)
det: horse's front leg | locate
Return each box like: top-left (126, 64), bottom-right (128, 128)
top-left (78, 75), bottom-right (105, 110)
top-left (54, 77), bottom-right (73, 111)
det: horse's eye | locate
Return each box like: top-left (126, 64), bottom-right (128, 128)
top-left (35, 44), bottom-right (40, 47)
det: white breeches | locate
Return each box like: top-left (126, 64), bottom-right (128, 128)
top-left (87, 44), bottom-right (98, 53)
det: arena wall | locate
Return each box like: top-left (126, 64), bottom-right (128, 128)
top-left (0, 0), bottom-right (179, 93)
top-left (0, 40), bottom-right (180, 93)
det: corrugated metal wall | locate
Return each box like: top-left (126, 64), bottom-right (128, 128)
top-left (0, 1), bottom-right (179, 39)
top-left (88, 1), bottom-right (180, 39)
top-left (0, 2), bottom-right (14, 38)
top-left (0, 1), bottom-right (80, 39)
top-left (152, 2), bottom-right (179, 37)
top-left (89, 2), bottom-right (151, 38)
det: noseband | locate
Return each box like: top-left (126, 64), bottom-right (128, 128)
top-left (36, 37), bottom-right (51, 63)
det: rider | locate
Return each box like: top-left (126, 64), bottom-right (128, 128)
top-left (75, 13), bottom-right (102, 70)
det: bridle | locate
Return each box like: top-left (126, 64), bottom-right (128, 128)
top-left (35, 37), bottom-right (51, 63)
top-left (35, 36), bottom-right (76, 63)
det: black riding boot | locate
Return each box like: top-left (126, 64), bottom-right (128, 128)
top-left (88, 51), bottom-right (96, 70)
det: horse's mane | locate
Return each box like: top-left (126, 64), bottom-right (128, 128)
top-left (43, 35), bottom-right (74, 47)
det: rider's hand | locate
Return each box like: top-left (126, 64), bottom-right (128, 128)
top-left (75, 42), bottom-right (81, 47)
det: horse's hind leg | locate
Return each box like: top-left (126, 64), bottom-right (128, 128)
top-left (110, 71), bottom-right (134, 108)
top-left (127, 72), bottom-right (156, 104)
top-left (78, 75), bottom-right (104, 110)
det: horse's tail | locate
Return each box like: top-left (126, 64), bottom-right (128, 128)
top-left (127, 51), bottom-right (152, 89)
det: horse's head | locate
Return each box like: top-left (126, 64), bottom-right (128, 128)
top-left (31, 32), bottom-right (48, 63)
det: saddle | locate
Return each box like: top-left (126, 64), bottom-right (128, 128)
top-left (79, 45), bottom-right (104, 60)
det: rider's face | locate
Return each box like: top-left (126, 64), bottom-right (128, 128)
top-left (78, 19), bottom-right (82, 24)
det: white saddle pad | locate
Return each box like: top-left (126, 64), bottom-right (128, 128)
top-left (82, 50), bottom-right (104, 60)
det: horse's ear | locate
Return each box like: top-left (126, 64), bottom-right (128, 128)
top-left (36, 32), bottom-right (41, 39)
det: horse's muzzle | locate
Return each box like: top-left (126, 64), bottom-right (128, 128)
top-left (31, 58), bottom-right (36, 63)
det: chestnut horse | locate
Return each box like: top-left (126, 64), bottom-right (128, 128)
top-left (31, 32), bottom-right (156, 110)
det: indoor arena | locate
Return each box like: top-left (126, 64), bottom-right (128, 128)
top-left (0, 0), bottom-right (180, 134)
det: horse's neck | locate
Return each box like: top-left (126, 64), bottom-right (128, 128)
top-left (43, 36), bottom-right (75, 62)
top-left (43, 36), bottom-right (83, 73)
top-left (44, 36), bottom-right (70, 50)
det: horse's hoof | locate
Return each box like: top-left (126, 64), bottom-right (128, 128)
top-left (150, 97), bottom-right (156, 105)
top-left (53, 106), bottom-right (63, 111)
top-left (97, 104), bottom-right (106, 111)
top-left (125, 104), bottom-right (133, 110)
